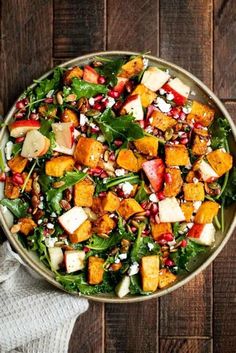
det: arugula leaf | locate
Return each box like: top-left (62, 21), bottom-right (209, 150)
top-left (210, 117), bottom-right (231, 149)
top-left (38, 174), bottom-right (54, 193)
top-left (0, 150), bottom-right (5, 172)
top-left (96, 108), bottom-right (144, 145)
top-left (135, 181), bottom-right (149, 203)
top-left (129, 274), bottom-right (151, 295)
top-left (28, 227), bottom-right (50, 265)
top-left (95, 57), bottom-right (125, 86)
top-left (221, 167), bottom-right (236, 206)
top-left (173, 222), bottom-right (180, 237)
top-left (39, 118), bottom-right (52, 135)
top-left (0, 198), bottom-right (29, 218)
top-left (95, 173), bottom-right (140, 195)
top-left (71, 78), bottom-right (108, 99)
top-left (11, 143), bottom-right (22, 157)
top-left (35, 67), bottom-right (63, 100)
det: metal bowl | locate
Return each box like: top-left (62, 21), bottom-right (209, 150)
top-left (0, 51), bottom-right (235, 303)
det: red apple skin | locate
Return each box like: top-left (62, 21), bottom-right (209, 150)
top-left (83, 65), bottom-right (99, 84)
top-left (10, 120), bottom-right (41, 130)
top-left (187, 224), bottom-right (205, 238)
top-left (113, 77), bottom-right (128, 94)
top-left (142, 158), bottom-right (165, 192)
top-left (69, 125), bottom-right (75, 148)
top-left (162, 83), bottom-right (187, 106)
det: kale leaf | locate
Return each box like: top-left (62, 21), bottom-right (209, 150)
top-left (0, 198), bottom-right (29, 218)
top-left (71, 78), bottom-right (108, 99)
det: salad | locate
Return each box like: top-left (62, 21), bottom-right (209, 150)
top-left (0, 54), bottom-right (235, 298)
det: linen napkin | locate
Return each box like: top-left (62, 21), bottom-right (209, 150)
top-left (0, 241), bottom-right (89, 353)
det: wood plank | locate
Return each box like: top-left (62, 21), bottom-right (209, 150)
top-left (160, 338), bottom-right (212, 353)
top-left (105, 300), bottom-right (158, 353)
top-left (69, 302), bottom-right (104, 353)
top-left (160, 0), bottom-right (213, 87)
top-left (107, 0), bottom-right (159, 55)
top-left (53, 0), bottom-right (106, 58)
top-left (214, 1), bottom-right (236, 99)
top-left (213, 101), bottom-right (236, 353)
top-left (0, 0), bottom-right (53, 114)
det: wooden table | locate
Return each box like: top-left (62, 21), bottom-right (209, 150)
top-left (1, 1), bottom-right (236, 352)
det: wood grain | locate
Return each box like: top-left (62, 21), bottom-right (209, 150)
top-left (107, 0), bottom-right (159, 56)
top-left (214, 1), bottom-right (236, 99)
top-left (213, 102), bottom-right (236, 353)
top-left (160, 0), bottom-right (213, 87)
top-left (105, 300), bottom-right (158, 353)
top-left (53, 0), bottom-right (106, 58)
top-left (0, 0), bottom-right (53, 114)
top-left (160, 338), bottom-right (212, 353)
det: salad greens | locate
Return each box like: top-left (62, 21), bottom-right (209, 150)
top-left (0, 198), bottom-right (29, 218)
top-left (71, 78), bottom-right (108, 99)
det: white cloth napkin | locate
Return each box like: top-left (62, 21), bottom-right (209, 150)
top-left (0, 241), bottom-right (89, 353)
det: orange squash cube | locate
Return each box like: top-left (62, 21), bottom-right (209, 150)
top-left (192, 135), bottom-right (208, 156)
top-left (163, 167), bottom-right (183, 197)
top-left (134, 136), bottom-right (158, 157)
top-left (141, 255), bottom-right (159, 292)
top-left (93, 214), bottom-right (116, 235)
top-left (4, 177), bottom-right (20, 199)
top-left (116, 149), bottom-right (138, 172)
top-left (74, 137), bottom-right (103, 168)
top-left (88, 256), bottom-right (105, 285)
top-left (151, 222), bottom-right (172, 241)
top-left (19, 218), bottom-right (36, 236)
top-left (194, 201), bottom-right (219, 224)
top-left (119, 56), bottom-right (144, 78)
top-left (131, 84), bottom-right (157, 107)
top-left (158, 269), bottom-right (177, 289)
top-left (206, 149), bottom-right (233, 177)
top-left (61, 108), bottom-right (79, 127)
top-left (150, 110), bottom-right (176, 131)
top-left (7, 155), bottom-right (28, 173)
top-left (165, 145), bottom-right (190, 166)
top-left (183, 182), bottom-right (205, 201)
top-left (45, 156), bottom-right (75, 177)
top-left (69, 220), bottom-right (92, 243)
top-left (187, 101), bottom-right (215, 127)
top-left (63, 66), bottom-right (83, 85)
top-left (181, 202), bottom-right (194, 222)
top-left (74, 178), bottom-right (95, 207)
top-left (118, 198), bottom-right (144, 220)
top-left (102, 192), bottom-right (120, 212)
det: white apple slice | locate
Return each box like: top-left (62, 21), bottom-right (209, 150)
top-left (52, 122), bottom-right (74, 149)
top-left (188, 223), bottom-right (215, 246)
top-left (163, 78), bottom-right (190, 105)
top-left (115, 276), bottom-right (130, 298)
top-left (58, 206), bottom-right (88, 234)
top-left (64, 250), bottom-right (86, 273)
top-left (48, 247), bottom-right (64, 271)
top-left (196, 159), bottom-right (219, 182)
top-left (9, 120), bottom-right (40, 138)
top-left (158, 197), bottom-right (185, 222)
top-left (122, 94), bottom-right (144, 120)
top-left (21, 130), bottom-right (50, 158)
top-left (141, 67), bottom-right (170, 91)
top-left (53, 129), bottom-right (80, 155)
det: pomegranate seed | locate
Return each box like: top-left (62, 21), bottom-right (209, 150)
top-left (100, 171), bottom-right (108, 179)
top-left (116, 188), bottom-right (125, 198)
top-left (91, 126), bottom-right (100, 133)
top-left (164, 172), bottom-right (172, 184)
top-left (99, 192), bottom-right (106, 197)
top-left (14, 111), bottom-right (25, 119)
top-left (15, 98), bottom-right (28, 110)
top-left (83, 246), bottom-right (90, 253)
top-left (150, 203), bottom-right (158, 215)
top-left (125, 81), bottom-right (133, 93)
top-left (0, 173), bottom-right (6, 182)
top-left (145, 210), bottom-right (151, 217)
top-left (163, 233), bottom-right (174, 242)
top-left (15, 136), bottom-right (25, 143)
top-left (113, 101), bottom-right (123, 110)
top-left (179, 112), bottom-right (186, 120)
top-left (142, 229), bottom-right (150, 235)
top-left (131, 226), bottom-right (137, 232)
top-left (80, 126), bottom-right (88, 133)
top-left (98, 76), bottom-right (106, 84)
top-left (114, 139), bottom-right (123, 147)
top-left (88, 167), bottom-right (103, 176)
top-left (44, 97), bottom-right (53, 103)
top-left (180, 137), bottom-right (188, 145)
top-left (157, 236), bottom-right (167, 246)
top-left (170, 107), bottom-right (181, 119)
top-left (109, 152), bottom-right (116, 161)
top-left (94, 94), bottom-right (103, 102)
top-left (27, 207), bottom-right (33, 214)
top-left (12, 173), bottom-right (24, 185)
top-left (157, 191), bottom-right (165, 200)
top-left (108, 90), bottom-right (120, 98)
top-left (93, 102), bottom-right (102, 111)
top-left (165, 258), bottom-right (175, 267)
top-left (181, 239), bottom-right (188, 247)
top-left (140, 201), bottom-right (148, 209)
top-left (29, 113), bottom-right (39, 120)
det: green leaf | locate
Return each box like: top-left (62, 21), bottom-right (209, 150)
top-left (28, 227), bottom-right (50, 265)
top-left (221, 167), bottom-right (236, 206)
top-left (129, 274), bottom-right (151, 295)
top-left (96, 108), bottom-right (144, 145)
top-left (11, 143), bottom-right (22, 157)
top-left (38, 174), bottom-right (54, 193)
top-left (39, 118), bottom-right (52, 136)
top-left (71, 78), bottom-right (108, 99)
top-left (0, 198), bottom-right (29, 218)
top-left (95, 57), bottom-right (125, 86)
top-left (95, 173), bottom-right (140, 195)
top-left (210, 117), bottom-right (231, 149)
top-left (35, 67), bottom-right (63, 100)
top-left (0, 150), bottom-right (5, 172)
top-left (135, 181), bottom-right (149, 203)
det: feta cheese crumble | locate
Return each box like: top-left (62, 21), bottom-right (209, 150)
top-left (149, 193), bottom-right (158, 203)
top-left (80, 113), bottom-right (88, 126)
top-left (155, 97), bottom-right (171, 113)
top-left (45, 237), bottom-right (58, 248)
top-left (166, 92), bottom-right (174, 101)
top-left (128, 262), bottom-right (139, 276)
top-left (115, 168), bottom-right (126, 177)
top-left (119, 253), bottom-right (127, 260)
top-left (147, 243), bottom-right (154, 251)
top-left (119, 182), bottom-right (133, 195)
top-left (5, 141), bottom-right (13, 160)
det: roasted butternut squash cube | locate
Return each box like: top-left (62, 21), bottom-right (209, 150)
top-left (74, 178), bottom-right (95, 207)
top-left (134, 136), bottom-right (158, 157)
top-left (61, 108), bottom-right (79, 127)
top-left (158, 269), bottom-right (177, 289)
top-left (88, 256), bottom-right (105, 285)
top-left (69, 220), bottom-right (92, 243)
top-left (141, 255), bottom-right (159, 292)
top-left (183, 182), bottom-right (205, 201)
top-left (181, 202), bottom-right (194, 222)
top-left (150, 110), bottom-right (177, 131)
top-left (7, 155), bottom-right (28, 173)
top-left (187, 101), bottom-right (215, 127)
top-left (193, 127), bottom-right (209, 137)
top-left (63, 66), bottom-right (83, 85)
top-left (192, 135), bottom-right (208, 156)
top-left (38, 104), bottom-right (57, 118)
top-left (116, 149), bottom-right (138, 172)
top-left (4, 176), bottom-right (20, 199)
top-left (102, 192), bottom-right (120, 212)
top-left (93, 214), bottom-right (116, 235)
top-left (118, 198), bottom-right (144, 220)
top-left (163, 167), bottom-right (183, 197)
top-left (21, 172), bottom-right (32, 193)
top-left (91, 197), bottom-right (105, 215)
top-left (186, 170), bottom-right (196, 183)
top-left (19, 218), bottom-right (36, 236)
top-left (131, 84), bottom-right (157, 107)
top-left (45, 156), bottom-right (75, 177)
top-left (74, 136), bottom-right (103, 168)
top-left (206, 149), bottom-right (233, 177)
top-left (165, 145), bottom-right (190, 166)
top-left (119, 56), bottom-right (144, 78)
top-left (194, 201), bottom-right (219, 224)
top-left (151, 222), bottom-right (172, 241)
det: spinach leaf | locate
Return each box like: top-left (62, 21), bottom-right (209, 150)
top-left (210, 117), bottom-right (231, 149)
top-left (0, 198), bottom-right (29, 218)
top-left (95, 173), bottom-right (140, 194)
top-left (129, 274), bottom-right (151, 295)
top-left (35, 67), bottom-right (63, 100)
top-left (95, 57), bottom-right (125, 87)
top-left (135, 181), bottom-right (149, 203)
top-left (221, 167), bottom-right (236, 206)
top-left (96, 108), bottom-right (144, 145)
top-left (71, 78), bottom-right (108, 99)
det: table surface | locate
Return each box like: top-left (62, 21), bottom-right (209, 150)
top-left (1, 1), bottom-right (236, 352)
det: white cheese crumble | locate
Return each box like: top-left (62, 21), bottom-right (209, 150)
top-left (38, 202), bottom-right (44, 210)
top-left (114, 258), bottom-right (121, 264)
top-left (88, 97), bottom-right (95, 106)
top-left (97, 134), bottom-right (105, 143)
top-left (37, 220), bottom-right (43, 225)
top-left (106, 97), bottom-right (116, 108)
top-left (149, 193), bottom-right (158, 203)
top-left (46, 89), bottom-right (54, 98)
top-left (119, 253), bottom-right (127, 260)
top-left (147, 242), bottom-right (154, 251)
top-left (128, 262), bottom-right (139, 276)
top-left (143, 58), bottom-right (149, 69)
top-left (193, 177), bottom-right (199, 184)
top-left (47, 223), bottom-right (54, 229)
top-left (115, 168), bottom-right (126, 177)
top-left (159, 88), bottom-right (166, 95)
top-left (80, 113), bottom-right (88, 126)
top-left (182, 105), bottom-right (192, 114)
top-left (166, 92), bottom-right (174, 101)
top-left (51, 212), bottom-right (57, 218)
top-left (145, 125), bottom-right (153, 133)
top-left (45, 237), bottom-right (58, 248)
top-left (119, 182), bottom-right (133, 195)
top-left (155, 97), bottom-right (171, 113)
top-left (187, 222), bottom-right (194, 229)
top-left (5, 141), bottom-right (13, 160)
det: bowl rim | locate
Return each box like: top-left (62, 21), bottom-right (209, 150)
top-left (0, 50), bottom-right (236, 303)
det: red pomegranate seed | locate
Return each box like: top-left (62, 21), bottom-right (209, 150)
top-left (116, 188), bottom-right (125, 198)
top-left (163, 233), bottom-right (174, 242)
top-left (150, 203), bottom-right (158, 215)
top-left (145, 210), bottom-right (151, 217)
top-left (194, 122), bottom-right (203, 129)
top-left (157, 236), bottom-right (167, 246)
top-left (179, 112), bottom-right (186, 120)
top-left (12, 173), bottom-right (24, 185)
top-left (100, 171), bottom-right (108, 179)
top-left (27, 207), bottom-right (33, 214)
top-left (165, 258), bottom-right (175, 267)
top-left (88, 167), bottom-right (103, 176)
top-left (93, 102), bottom-right (102, 111)
top-left (108, 90), bottom-right (120, 98)
top-left (94, 94), bottom-right (103, 102)
top-left (15, 136), bottom-right (25, 143)
top-left (131, 226), bottom-right (137, 232)
top-left (44, 97), bottom-right (53, 103)
top-left (140, 201), bottom-right (148, 209)
top-left (98, 76), bottom-right (106, 84)
top-left (80, 126), bottom-right (88, 133)
top-left (180, 137), bottom-right (188, 145)
top-left (181, 239), bottom-right (187, 247)
top-left (170, 107), bottom-right (181, 119)
top-left (83, 246), bottom-right (90, 253)
top-left (109, 152), bottom-right (116, 161)
top-left (114, 139), bottom-right (123, 147)
top-left (91, 126), bottom-right (100, 133)
top-left (15, 98), bottom-right (28, 110)
top-left (142, 229), bottom-right (150, 235)
top-left (29, 113), bottom-right (39, 120)
top-left (14, 111), bottom-right (25, 119)
top-left (164, 173), bottom-right (172, 184)
top-left (99, 192), bottom-right (106, 197)
top-left (113, 101), bottom-right (123, 111)
top-left (0, 173), bottom-right (6, 182)
top-left (157, 191), bottom-right (165, 200)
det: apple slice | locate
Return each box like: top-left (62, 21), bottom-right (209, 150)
top-left (48, 247), bottom-right (64, 271)
top-left (158, 197), bottom-right (185, 222)
top-left (114, 77), bottom-right (128, 94)
top-left (142, 158), bottom-right (165, 192)
top-left (195, 159), bottom-right (219, 182)
top-left (83, 65), bottom-right (99, 84)
top-left (64, 250), bottom-right (86, 273)
top-left (141, 67), bottom-right (170, 92)
top-left (52, 122), bottom-right (74, 149)
top-left (122, 94), bottom-right (144, 120)
top-left (9, 120), bottom-right (40, 138)
top-left (21, 130), bottom-right (50, 158)
top-left (58, 207), bottom-right (88, 234)
top-left (163, 78), bottom-right (190, 105)
top-left (188, 223), bottom-right (215, 246)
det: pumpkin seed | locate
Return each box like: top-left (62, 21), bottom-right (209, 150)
top-left (56, 91), bottom-right (63, 105)
top-left (53, 181), bottom-right (65, 188)
top-left (165, 128), bottom-right (174, 141)
top-left (85, 109), bottom-right (101, 117)
top-left (65, 94), bottom-right (77, 102)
